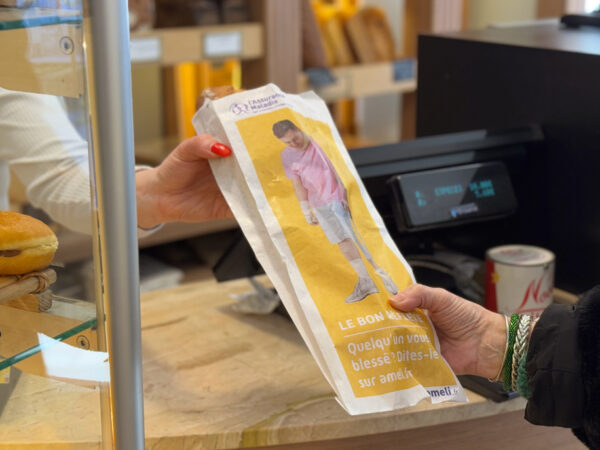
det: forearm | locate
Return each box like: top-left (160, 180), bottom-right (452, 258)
top-left (475, 309), bottom-right (507, 380)
top-left (135, 168), bottom-right (163, 229)
top-left (19, 139), bottom-right (92, 235)
top-left (0, 89), bottom-right (95, 234)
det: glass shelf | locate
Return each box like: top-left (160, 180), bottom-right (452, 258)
top-left (0, 7), bottom-right (82, 30)
top-left (0, 6), bottom-right (84, 97)
top-left (0, 316), bottom-right (97, 372)
top-left (0, 286), bottom-right (100, 377)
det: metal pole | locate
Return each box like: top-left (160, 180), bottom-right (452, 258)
top-left (87, 1), bottom-right (144, 448)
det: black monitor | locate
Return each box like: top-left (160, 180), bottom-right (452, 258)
top-left (416, 23), bottom-right (600, 293)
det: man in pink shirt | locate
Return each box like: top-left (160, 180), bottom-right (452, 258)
top-left (274, 119), bottom-right (397, 303)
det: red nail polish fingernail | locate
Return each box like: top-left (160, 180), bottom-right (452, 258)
top-left (211, 142), bottom-right (232, 157)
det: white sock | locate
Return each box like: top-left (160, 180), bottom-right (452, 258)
top-left (349, 258), bottom-right (369, 279)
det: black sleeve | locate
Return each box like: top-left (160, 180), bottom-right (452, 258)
top-left (524, 286), bottom-right (600, 449)
top-left (573, 286), bottom-right (600, 449)
top-left (524, 302), bottom-right (584, 427)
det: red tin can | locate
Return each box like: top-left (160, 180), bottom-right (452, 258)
top-left (485, 245), bottom-right (555, 317)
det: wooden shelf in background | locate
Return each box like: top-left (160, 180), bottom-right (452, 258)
top-left (341, 134), bottom-right (379, 150)
top-left (130, 23), bottom-right (263, 65)
top-left (1, 14), bottom-right (262, 96)
top-left (299, 62), bottom-right (416, 102)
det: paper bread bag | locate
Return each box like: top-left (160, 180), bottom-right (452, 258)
top-left (193, 84), bottom-right (466, 414)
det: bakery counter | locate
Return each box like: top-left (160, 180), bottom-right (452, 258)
top-left (0, 277), bottom-right (585, 449)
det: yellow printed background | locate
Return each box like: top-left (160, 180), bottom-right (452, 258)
top-left (236, 108), bottom-right (455, 397)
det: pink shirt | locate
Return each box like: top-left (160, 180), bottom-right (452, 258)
top-left (281, 138), bottom-right (346, 208)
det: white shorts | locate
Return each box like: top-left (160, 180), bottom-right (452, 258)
top-left (313, 202), bottom-right (356, 245)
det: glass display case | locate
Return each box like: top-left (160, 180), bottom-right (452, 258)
top-left (0, 1), bottom-right (143, 448)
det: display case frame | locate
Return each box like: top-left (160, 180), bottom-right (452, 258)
top-left (0, 1), bottom-right (145, 448)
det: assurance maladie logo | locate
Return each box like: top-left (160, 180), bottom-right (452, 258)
top-left (229, 92), bottom-right (285, 116)
top-left (229, 102), bottom-right (250, 115)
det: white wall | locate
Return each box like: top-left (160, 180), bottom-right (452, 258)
top-left (468, 0), bottom-right (537, 29)
top-left (357, 0), bottom-right (404, 144)
top-left (585, 0), bottom-right (600, 11)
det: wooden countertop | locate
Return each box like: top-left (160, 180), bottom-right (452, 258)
top-left (0, 277), bottom-right (584, 449)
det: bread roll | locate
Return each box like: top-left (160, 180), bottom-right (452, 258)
top-left (196, 86), bottom-right (243, 109)
top-left (0, 211), bottom-right (58, 275)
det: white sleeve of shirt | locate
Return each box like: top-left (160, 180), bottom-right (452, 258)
top-left (0, 87), bottom-right (162, 238)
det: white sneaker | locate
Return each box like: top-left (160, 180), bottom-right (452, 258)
top-left (345, 277), bottom-right (378, 303)
top-left (376, 268), bottom-right (398, 295)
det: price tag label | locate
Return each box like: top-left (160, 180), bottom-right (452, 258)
top-left (305, 68), bottom-right (336, 88)
top-left (130, 37), bottom-right (162, 63)
top-left (393, 59), bottom-right (416, 81)
top-left (203, 31), bottom-right (242, 57)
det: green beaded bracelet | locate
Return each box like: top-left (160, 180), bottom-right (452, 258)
top-left (503, 313), bottom-right (520, 391)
